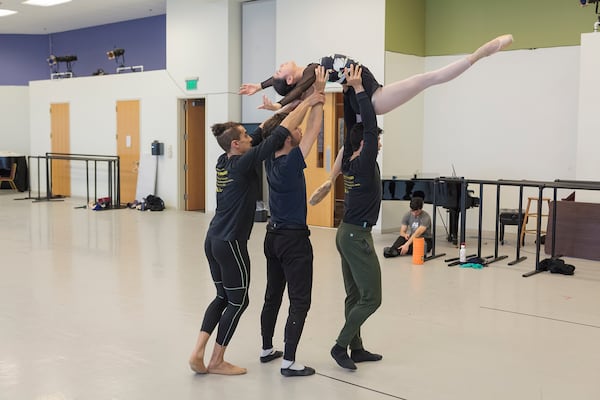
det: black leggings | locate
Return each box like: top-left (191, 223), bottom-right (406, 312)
top-left (260, 228), bottom-right (313, 361)
top-left (201, 237), bottom-right (250, 346)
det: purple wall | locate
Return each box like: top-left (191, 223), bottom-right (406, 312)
top-left (0, 15), bottom-right (166, 86)
top-left (0, 35), bottom-right (49, 85)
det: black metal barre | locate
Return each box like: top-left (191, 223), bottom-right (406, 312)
top-left (459, 178), bottom-right (600, 278)
top-left (32, 152), bottom-right (121, 208)
top-left (15, 156), bottom-right (51, 202)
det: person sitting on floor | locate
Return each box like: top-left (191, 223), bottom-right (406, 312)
top-left (383, 197), bottom-right (432, 258)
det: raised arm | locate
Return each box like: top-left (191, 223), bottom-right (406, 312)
top-left (239, 82), bottom-right (262, 96)
top-left (299, 66), bottom-right (327, 158)
top-left (239, 76), bottom-right (273, 96)
top-left (279, 87), bottom-right (324, 133)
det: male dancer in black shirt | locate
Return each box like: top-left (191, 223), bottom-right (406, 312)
top-left (330, 64), bottom-right (384, 371)
top-left (258, 66), bottom-right (326, 377)
top-left (188, 92), bottom-right (324, 375)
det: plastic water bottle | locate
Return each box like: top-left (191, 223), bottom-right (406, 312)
top-left (459, 243), bottom-right (466, 263)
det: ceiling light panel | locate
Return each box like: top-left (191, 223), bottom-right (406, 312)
top-left (22, 0), bottom-right (72, 6)
top-left (0, 9), bottom-right (18, 16)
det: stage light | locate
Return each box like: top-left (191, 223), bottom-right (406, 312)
top-left (47, 54), bottom-right (77, 79)
top-left (106, 48), bottom-right (125, 60)
top-left (55, 55), bottom-right (77, 63)
top-left (106, 47), bottom-right (143, 74)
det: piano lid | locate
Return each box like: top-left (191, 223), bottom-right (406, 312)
top-left (381, 173), bottom-right (441, 181)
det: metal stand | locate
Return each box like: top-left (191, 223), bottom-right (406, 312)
top-left (51, 72), bottom-right (73, 80)
top-left (117, 65), bottom-right (144, 73)
top-left (425, 178), bottom-right (446, 261)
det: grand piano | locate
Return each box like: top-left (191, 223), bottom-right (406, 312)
top-left (381, 175), bottom-right (479, 244)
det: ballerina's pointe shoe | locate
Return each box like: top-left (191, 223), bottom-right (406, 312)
top-left (309, 179), bottom-right (333, 206)
top-left (470, 34), bottom-right (513, 64)
top-left (496, 34), bottom-right (514, 51)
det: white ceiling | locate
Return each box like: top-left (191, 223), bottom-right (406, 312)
top-left (0, 0), bottom-right (166, 34)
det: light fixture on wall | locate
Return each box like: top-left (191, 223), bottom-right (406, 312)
top-left (107, 47), bottom-right (143, 74)
top-left (580, 0), bottom-right (600, 31)
top-left (47, 54), bottom-right (77, 79)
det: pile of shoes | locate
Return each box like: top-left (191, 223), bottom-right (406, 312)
top-left (89, 196), bottom-right (112, 211)
top-left (539, 258), bottom-right (575, 275)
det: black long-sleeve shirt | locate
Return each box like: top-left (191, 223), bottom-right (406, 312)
top-left (206, 126), bottom-right (289, 241)
top-left (341, 91), bottom-right (381, 227)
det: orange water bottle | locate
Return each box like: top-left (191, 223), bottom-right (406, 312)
top-left (412, 237), bottom-right (425, 265)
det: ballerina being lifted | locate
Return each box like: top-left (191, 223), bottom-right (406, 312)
top-left (239, 34), bottom-right (514, 204)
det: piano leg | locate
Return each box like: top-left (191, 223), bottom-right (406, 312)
top-left (448, 209), bottom-right (459, 245)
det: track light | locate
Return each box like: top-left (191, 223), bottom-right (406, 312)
top-left (580, 0), bottom-right (599, 5)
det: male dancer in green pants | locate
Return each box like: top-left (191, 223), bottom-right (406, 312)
top-left (330, 64), bottom-right (383, 370)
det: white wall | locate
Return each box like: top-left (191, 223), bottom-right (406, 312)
top-left (422, 45), bottom-right (581, 230)
top-left (0, 86), bottom-right (29, 155)
top-left (275, 0), bottom-right (385, 84)
top-left (380, 52), bottom-right (426, 232)
top-left (29, 71), bottom-right (182, 206)
top-left (167, 0), bottom-right (242, 212)
top-left (576, 33), bottom-right (600, 202)
top-left (241, 0), bottom-right (276, 124)
top-left (424, 46), bottom-right (580, 181)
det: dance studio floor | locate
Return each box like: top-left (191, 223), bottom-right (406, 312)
top-left (1, 191), bottom-right (599, 400)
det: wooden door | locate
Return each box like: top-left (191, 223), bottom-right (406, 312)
top-left (116, 100), bottom-right (140, 205)
top-left (50, 103), bottom-right (70, 197)
top-left (305, 92), bottom-right (344, 227)
top-left (185, 99), bottom-right (206, 211)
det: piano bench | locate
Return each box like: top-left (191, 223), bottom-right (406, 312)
top-left (499, 209), bottom-right (523, 245)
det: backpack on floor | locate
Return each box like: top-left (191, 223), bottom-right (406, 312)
top-left (144, 194), bottom-right (165, 211)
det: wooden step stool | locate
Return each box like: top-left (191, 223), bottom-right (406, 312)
top-left (519, 197), bottom-right (551, 246)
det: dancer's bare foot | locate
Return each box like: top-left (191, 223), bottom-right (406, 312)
top-left (208, 360), bottom-right (247, 375)
top-left (189, 357), bottom-right (208, 374)
top-left (309, 179), bottom-right (333, 206)
top-left (468, 34), bottom-right (513, 64)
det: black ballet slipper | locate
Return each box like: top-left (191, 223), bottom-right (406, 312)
top-left (260, 350), bottom-right (283, 363)
top-left (351, 349), bottom-right (383, 363)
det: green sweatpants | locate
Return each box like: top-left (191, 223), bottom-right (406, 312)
top-left (334, 222), bottom-right (382, 349)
